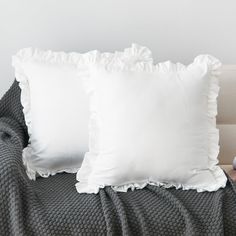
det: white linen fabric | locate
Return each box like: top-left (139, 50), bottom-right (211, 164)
top-left (12, 45), bottom-right (152, 180)
top-left (12, 49), bottom-right (89, 180)
top-left (76, 51), bottom-right (227, 194)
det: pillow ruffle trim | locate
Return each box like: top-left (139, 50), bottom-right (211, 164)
top-left (22, 146), bottom-right (79, 180)
top-left (76, 164), bottom-right (226, 194)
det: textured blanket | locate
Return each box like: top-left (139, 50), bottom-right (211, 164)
top-left (0, 81), bottom-right (236, 236)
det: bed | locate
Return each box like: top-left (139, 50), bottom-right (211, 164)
top-left (0, 65), bottom-right (236, 235)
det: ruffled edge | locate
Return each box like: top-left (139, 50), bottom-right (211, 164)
top-left (22, 147), bottom-right (79, 180)
top-left (76, 164), bottom-right (227, 194)
top-left (77, 43), bottom-right (153, 83)
top-left (76, 53), bottom-right (227, 194)
top-left (12, 44), bottom-right (153, 180)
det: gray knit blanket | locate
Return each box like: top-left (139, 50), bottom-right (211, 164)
top-left (1, 81), bottom-right (236, 236)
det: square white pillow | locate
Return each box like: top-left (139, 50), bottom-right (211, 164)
top-left (12, 45), bottom-right (152, 180)
top-left (76, 51), bottom-right (227, 194)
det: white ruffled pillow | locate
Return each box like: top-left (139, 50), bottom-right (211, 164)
top-left (12, 45), bottom-right (152, 180)
top-left (76, 50), bottom-right (227, 194)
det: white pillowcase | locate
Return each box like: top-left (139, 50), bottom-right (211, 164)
top-left (76, 51), bottom-right (227, 194)
top-left (12, 45), bottom-right (152, 180)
